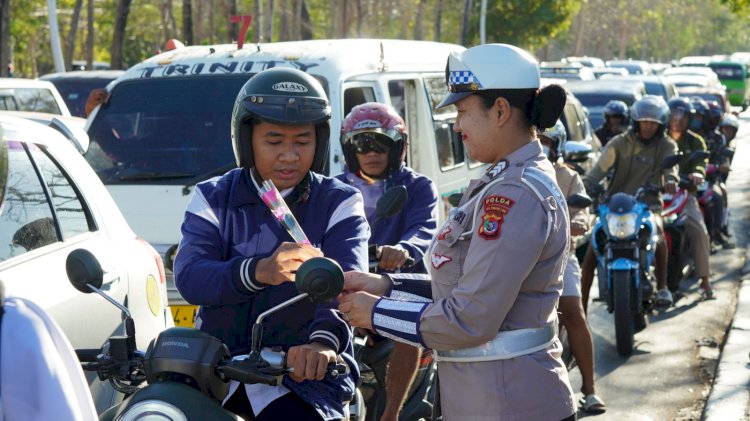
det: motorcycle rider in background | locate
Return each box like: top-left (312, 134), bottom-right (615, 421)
top-left (174, 68), bottom-right (369, 421)
top-left (539, 121), bottom-right (607, 414)
top-left (335, 102), bottom-right (438, 421)
top-left (666, 98), bottom-right (714, 299)
top-left (595, 100), bottom-right (629, 146)
top-left (720, 114), bottom-right (739, 147)
top-left (581, 95), bottom-right (679, 311)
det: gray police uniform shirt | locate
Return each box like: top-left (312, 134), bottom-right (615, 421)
top-left (373, 141), bottom-right (576, 420)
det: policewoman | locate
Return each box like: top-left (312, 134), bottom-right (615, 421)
top-left (339, 43), bottom-right (577, 420)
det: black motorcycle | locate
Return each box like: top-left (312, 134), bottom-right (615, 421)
top-left (67, 248), bottom-right (350, 420)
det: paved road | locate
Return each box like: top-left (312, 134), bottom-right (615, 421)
top-left (566, 116), bottom-right (750, 420)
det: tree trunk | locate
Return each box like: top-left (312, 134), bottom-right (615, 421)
top-left (460, 0), bottom-right (473, 46)
top-left (266, 0), bottom-right (275, 42)
top-left (64, 0), bottom-right (83, 70)
top-left (254, 0), bottom-right (262, 42)
top-left (86, 0), bottom-right (94, 70)
top-left (183, 0), bottom-right (193, 44)
top-left (208, 0), bottom-right (215, 44)
top-left (193, 0), bottom-right (202, 44)
top-left (339, 0), bottom-right (348, 38)
top-left (279, 0), bottom-right (288, 40)
top-left (572, 1), bottom-right (585, 56)
top-left (300, 0), bottom-right (312, 40)
top-left (414, 0), bottom-right (426, 40)
top-left (0, 0), bottom-right (11, 77)
top-left (355, 0), bottom-right (363, 37)
top-left (161, 0), bottom-right (176, 42)
top-left (227, 0), bottom-right (237, 43)
top-left (433, 0), bottom-right (443, 42)
top-left (111, 0), bottom-right (133, 69)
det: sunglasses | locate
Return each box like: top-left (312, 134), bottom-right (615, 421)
top-left (350, 133), bottom-right (393, 154)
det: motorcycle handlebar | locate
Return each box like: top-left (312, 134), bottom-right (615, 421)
top-left (218, 359), bottom-right (347, 386)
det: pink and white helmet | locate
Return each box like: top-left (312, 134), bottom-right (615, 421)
top-left (341, 102), bottom-right (408, 174)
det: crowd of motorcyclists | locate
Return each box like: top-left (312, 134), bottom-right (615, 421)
top-left (1, 44), bottom-right (744, 421)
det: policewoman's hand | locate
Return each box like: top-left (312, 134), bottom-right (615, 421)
top-left (255, 242), bottom-right (323, 286)
top-left (286, 342), bottom-right (337, 382)
top-left (570, 220), bottom-right (588, 236)
top-left (340, 271), bottom-right (390, 297)
top-left (338, 291), bottom-right (379, 330)
top-left (377, 245), bottom-right (409, 271)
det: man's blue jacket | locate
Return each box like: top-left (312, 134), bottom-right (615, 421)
top-left (174, 168), bottom-right (369, 420)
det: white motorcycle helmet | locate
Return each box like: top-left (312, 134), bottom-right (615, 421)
top-left (436, 43), bottom-right (565, 131)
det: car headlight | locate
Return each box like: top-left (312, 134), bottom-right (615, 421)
top-left (606, 212), bottom-right (638, 239)
top-left (116, 400), bottom-right (188, 421)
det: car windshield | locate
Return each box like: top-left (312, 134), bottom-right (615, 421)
top-left (86, 75), bottom-right (254, 185)
top-left (570, 92), bottom-right (637, 108)
top-left (50, 78), bottom-right (114, 118)
top-left (708, 64), bottom-right (744, 80)
top-left (0, 87), bottom-right (61, 114)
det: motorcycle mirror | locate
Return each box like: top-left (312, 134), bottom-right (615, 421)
top-left (447, 193), bottom-right (462, 208)
top-left (562, 141), bottom-right (593, 163)
top-left (660, 154), bottom-right (682, 169)
top-left (66, 248), bottom-right (104, 293)
top-left (294, 257), bottom-right (344, 303)
top-left (567, 193), bottom-right (593, 209)
top-left (375, 186), bottom-right (408, 220)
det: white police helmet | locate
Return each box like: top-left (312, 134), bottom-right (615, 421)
top-left (437, 43), bottom-right (541, 108)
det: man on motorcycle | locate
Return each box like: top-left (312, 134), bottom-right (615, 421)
top-left (667, 98), bottom-right (714, 299)
top-left (581, 95), bottom-right (679, 310)
top-left (539, 121), bottom-right (606, 414)
top-left (595, 100), bottom-right (629, 146)
top-left (335, 102), bottom-right (438, 421)
top-left (174, 68), bottom-right (369, 421)
top-left (720, 114), bottom-right (739, 147)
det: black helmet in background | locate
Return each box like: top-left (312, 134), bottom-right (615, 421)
top-left (603, 100), bottom-right (629, 126)
top-left (689, 96), bottom-right (709, 132)
top-left (667, 97), bottom-right (695, 129)
top-left (231, 67), bottom-right (332, 173)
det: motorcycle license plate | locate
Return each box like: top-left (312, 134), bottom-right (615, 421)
top-left (171, 305), bottom-right (198, 327)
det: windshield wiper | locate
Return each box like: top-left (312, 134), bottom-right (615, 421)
top-left (118, 171), bottom-right (195, 181)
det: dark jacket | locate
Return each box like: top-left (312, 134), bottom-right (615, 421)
top-left (174, 168), bottom-right (369, 419)
top-left (336, 166), bottom-right (438, 274)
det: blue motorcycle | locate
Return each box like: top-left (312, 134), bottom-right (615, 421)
top-left (591, 190), bottom-right (658, 356)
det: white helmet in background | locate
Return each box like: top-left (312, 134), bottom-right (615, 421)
top-left (437, 43), bottom-right (541, 108)
top-left (720, 114), bottom-right (739, 130)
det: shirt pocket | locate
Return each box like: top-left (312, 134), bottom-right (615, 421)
top-left (429, 219), bottom-right (463, 286)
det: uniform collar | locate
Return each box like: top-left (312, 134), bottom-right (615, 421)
top-left (480, 141), bottom-right (541, 183)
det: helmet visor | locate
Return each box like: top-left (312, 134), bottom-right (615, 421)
top-left (348, 132), bottom-right (394, 154)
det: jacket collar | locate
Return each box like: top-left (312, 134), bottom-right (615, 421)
top-left (480, 140), bottom-right (542, 183)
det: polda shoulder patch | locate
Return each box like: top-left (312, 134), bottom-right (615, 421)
top-left (477, 195), bottom-right (514, 240)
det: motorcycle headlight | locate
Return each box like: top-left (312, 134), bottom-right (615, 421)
top-left (116, 400), bottom-right (188, 421)
top-left (606, 212), bottom-right (638, 239)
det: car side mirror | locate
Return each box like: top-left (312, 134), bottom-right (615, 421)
top-left (563, 141), bottom-right (593, 163)
top-left (567, 193), bottom-right (593, 209)
top-left (49, 118), bottom-right (90, 154)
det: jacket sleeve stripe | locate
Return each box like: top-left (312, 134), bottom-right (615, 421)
top-left (309, 329), bottom-right (340, 351)
top-left (186, 187), bottom-right (220, 229)
top-left (372, 297), bottom-right (428, 347)
top-left (326, 193), bottom-right (365, 233)
top-left (239, 258), bottom-right (265, 292)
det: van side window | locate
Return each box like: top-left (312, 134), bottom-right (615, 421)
top-left (0, 141), bottom-right (59, 261)
top-left (434, 120), bottom-right (465, 171)
top-left (343, 87), bottom-right (376, 118)
top-left (387, 80), bottom-right (406, 121)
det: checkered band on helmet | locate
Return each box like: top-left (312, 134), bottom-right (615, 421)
top-left (448, 70), bottom-right (482, 92)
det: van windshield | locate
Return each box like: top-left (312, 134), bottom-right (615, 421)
top-left (85, 75), bottom-right (253, 185)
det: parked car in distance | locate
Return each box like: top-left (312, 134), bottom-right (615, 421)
top-left (70, 60), bottom-right (112, 71)
top-left (540, 61), bottom-right (596, 81)
top-left (676, 86), bottom-right (731, 114)
top-left (663, 66), bottom-right (724, 90)
top-left (591, 66), bottom-right (628, 79)
top-left (0, 78), bottom-right (71, 116)
top-left (566, 79), bottom-right (646, 129)
top-left (0, 115), bottom-right (172, 413)
top-left (599, 74), bottom-right (678, 102)
top-left (678, 56), bottom-right (712, 67)
top-left (39, 70), bottom-right (125, 118)
top-left (559, 89), bottom-right (601, 174)
top-left (606, 59), bottom-right (653, 75)
top-left (564, 56), bottom-right (606, 68)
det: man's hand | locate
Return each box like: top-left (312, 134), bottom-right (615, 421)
top-left (255, 242), bottom-right (323, 286)
top-left (340, 271), bottom-right (391, 297)
top-left (570, 221), bottom-right (588, 236)
top-left (84, 88), bottom-right (110, 117)
top-left (339, 292), bottom-right (379, 330)
top-left (378, 245), bottom-right (409, 271)
top-left (689, 172), bottom-right (705, 186)
top-left (664, 180), bottom-right (678, 194)
top-left (286, 342), bottom-right (337, 382)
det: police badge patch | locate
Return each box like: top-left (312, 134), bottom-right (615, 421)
top-left (478, 195), bottom-right (514, 240)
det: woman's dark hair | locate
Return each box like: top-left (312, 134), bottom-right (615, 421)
top-left (475, 84), bottom-right (567, 130)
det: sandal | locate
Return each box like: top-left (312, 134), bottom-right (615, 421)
top-left (655, 288), bottom-right (673, 307)
top-left (579, 393), bottom-right (607, 414)
top-left (702, 288), bottom-right (716, 300)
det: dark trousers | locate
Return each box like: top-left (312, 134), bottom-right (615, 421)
top-left (223, 388), bottom-right (329, 421)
